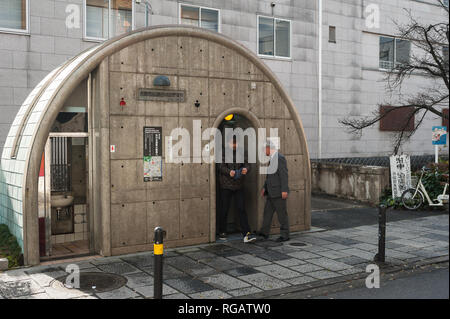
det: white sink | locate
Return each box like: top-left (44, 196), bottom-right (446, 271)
top-left (51, 194), bottom-right (74, 209)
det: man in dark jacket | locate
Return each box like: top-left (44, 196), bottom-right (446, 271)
top-left (218, 136), bottom-right (256, 243)
top-left (258, 140), bottom-right (290, 242)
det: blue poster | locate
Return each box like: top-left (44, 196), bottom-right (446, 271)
top-left (432, 126), bottom-right (447, 145)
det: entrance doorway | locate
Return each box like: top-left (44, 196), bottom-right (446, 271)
top-left (215, 113), bottom-right (259, 241)
top-left (38, 106), bottom-right (93, 261)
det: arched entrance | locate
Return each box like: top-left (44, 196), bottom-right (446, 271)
top-left (211, 109), bottom-right (263, 241)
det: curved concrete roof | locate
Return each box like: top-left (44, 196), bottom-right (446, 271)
top-left (0, 25), bottom-right (311, 264)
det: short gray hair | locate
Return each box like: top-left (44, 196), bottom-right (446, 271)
top-left (265, 139), bottom-right (276, 150)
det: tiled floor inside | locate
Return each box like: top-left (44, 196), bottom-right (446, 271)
top-left (44, 240), bottom-right (90, 260)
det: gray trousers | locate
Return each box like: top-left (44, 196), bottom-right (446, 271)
top-left (260, 197), bottom-right (290, 239)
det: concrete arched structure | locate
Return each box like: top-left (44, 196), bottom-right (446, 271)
top-left (0, 25), bottom-right (311, 265)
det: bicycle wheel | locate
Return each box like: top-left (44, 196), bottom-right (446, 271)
top-left (401, 188), bottom-right (424, 210)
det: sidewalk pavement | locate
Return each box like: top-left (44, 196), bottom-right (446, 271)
top-left (0, 212), bottom-right (448, 299)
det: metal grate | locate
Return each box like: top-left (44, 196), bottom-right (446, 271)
top-left (51, 137), bottom-right (72, 192)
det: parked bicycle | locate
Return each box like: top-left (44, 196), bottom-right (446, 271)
top-left (401, 167), bottom-right (449, 210)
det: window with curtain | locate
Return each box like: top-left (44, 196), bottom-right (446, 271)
top-left (379, 36), bottom-right (411, 69)
top-left (180, 4), bottom-right (219, 32)
top-left (258, 16), bottom-right (291, 58)
top-left (0, 0), bottom-right (27, 31)
top-left (85, 0), bottom-right (132, 40)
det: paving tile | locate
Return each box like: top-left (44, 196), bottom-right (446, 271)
top-left (132, 284), bottom-right (178, 298)
top-left (274, 258), bottom-right (306, 267)
top-left (96, 286), bottom-right (139, 299)
top-left (96, 262), bottom-right (141, 275)
top-left (254, 264), bottom-right (301, 280)
top-left (189, 289), bottom-right (231, 299)
top-left (238, 273), bottom-right (290, 290)
top-left (287, 251), bottom-right (322, 260)
top-left (337, 268), bottom-right (365, 276)
top-left (307, 258), bottom-right (355, 271)
top-left (197, 256), bottom-right (242, 271)
top-left (390, 239), bottom-right (432, 248)
top-left (224, 267), bottom-right (260, 277)
top-left (165, 277), bottom-right (214, 294)
top-left (298, 245), bottom-right (331, 253)
top-left (349, 243), bottom-right (378, 252)
top-left (125, 272), bottom-right (153, 288)
top-left (89, 256), bottom-right (125, 266)
top-left (199, 273), bottom-right (250, 291)
top-left (339, 248), bottom-right (375, 260)
top-left (227, 254), bottom-right (271, 267)
top-left (253, 249), bottom-right (292, 262)
top-left (335, 256), bottom-right (369, 266)
top-left (322, 243), bottom-right (350, 250)
top-left (228, 286), bottom-right (263, 297)
top-left (120, 255), bottom-right (154, 268)
top-left (165, 256), bottom-right (217, 277)
top-left (184, 250), bottom-right (218, 261)
top-left (315, 250), bottom-right (351, 259)
top-left (307, 270), bottom-right (341, 280)
top-left (287, 275), bottom-right (317, 285)
top-left (289, 264), bottom-right (324, 274)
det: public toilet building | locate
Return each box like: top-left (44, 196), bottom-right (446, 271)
top-left (0, 26), bottom-right (311, 266)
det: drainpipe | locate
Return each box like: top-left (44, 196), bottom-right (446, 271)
top-left (318, 0), bottom-right (323, 159)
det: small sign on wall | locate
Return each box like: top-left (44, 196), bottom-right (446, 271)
top-left (144, 126), bottom-right (162, 182)
top-left (432, 126), bottom-right (447, 145)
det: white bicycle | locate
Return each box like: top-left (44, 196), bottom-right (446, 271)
top-left (401, 167), bottom-right (449, 210)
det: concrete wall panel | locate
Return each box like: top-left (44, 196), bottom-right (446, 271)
top-left (178, 37), bottom-right (209, 77)
top-left (110, 116), bottom-right (145, 159)
top-left (180, 197), bottom-right (209, 239)
top-left (147, 200), bottom-right (180, 242)
top-left (179, 77), bottom-right (209, 117)
top-left (111, 202), bottom-right (147, 248)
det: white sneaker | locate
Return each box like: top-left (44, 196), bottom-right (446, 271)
top-left (244, 232), bottom-right (256, 243)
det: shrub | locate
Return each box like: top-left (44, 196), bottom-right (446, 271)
top-left (0, 224), bottom-right (24, 269)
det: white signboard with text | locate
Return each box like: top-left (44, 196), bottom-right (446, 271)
top-left (389, 155), bottom-right (412, 199)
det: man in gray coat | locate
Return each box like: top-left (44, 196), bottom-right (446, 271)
top-left (258, 140), bottom-right (290, 242)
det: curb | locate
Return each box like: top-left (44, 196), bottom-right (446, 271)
top-left (235, 255), bottom-right (449, 299)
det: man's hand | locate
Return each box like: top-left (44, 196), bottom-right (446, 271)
top-left (261, 189), bottom-right (265, 197)
top-left (242, 168), bottom-right (248, 175)
top-left (281, 192), bottom-right (288, 199)
top-left (230, 170), bottom-right (236, 177)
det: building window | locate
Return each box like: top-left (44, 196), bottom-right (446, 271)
top-left (0, 0), bottom-right (28, 33)
top-left (379, 36), bottom-right (411, 69)
top-left (179, 4), bottom-right (220, 32)
top-left (85, 0), bottom-right (133, 41)
top-left (329, 26), bottom-right (336, 43)
top-left (379, 106), bottom-right (415, 131)
top-left (258, 16), bottom-right (291, 58)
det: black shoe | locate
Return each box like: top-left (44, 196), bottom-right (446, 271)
top-left (257, 232), bottom-right (269, 241)
top-left (218, 233), bottom-right (227, 241)
top-left (275, 237), bottom-right (290, 242)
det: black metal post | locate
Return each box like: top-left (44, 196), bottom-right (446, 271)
top-left (154, 227), bottom-right (165, 299)
top-left (376, 204), bottom-right (387, 263)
